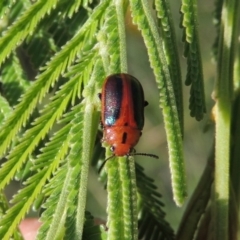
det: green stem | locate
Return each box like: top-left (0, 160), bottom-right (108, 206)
top-left (107, 158), bottom-right (124, 240)
top-left (115, 0), bottom-right (128, 73)
top-left (75, 63), bottom-right (101, 239)
top-left (214, 102), bottom-right (231, 240)
top-left (119, 157), bottom-right (138, 240)
top-left (214, 0), bottom-right (238, 238)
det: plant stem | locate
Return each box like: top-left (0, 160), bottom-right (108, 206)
top-left (213, 0), bottom-right (239, 238)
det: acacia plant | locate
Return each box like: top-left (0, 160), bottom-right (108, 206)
top-left (0, 0), bottom-right (239, 239)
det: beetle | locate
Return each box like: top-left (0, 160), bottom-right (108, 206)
top-left (99, 73), bottom-right (158, 169)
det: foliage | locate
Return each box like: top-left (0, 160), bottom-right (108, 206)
top-left (0, 0), bottom-right (239, 239)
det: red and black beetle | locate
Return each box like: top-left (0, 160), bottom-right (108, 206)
top-left (99, 73), bottom-right (158, 166)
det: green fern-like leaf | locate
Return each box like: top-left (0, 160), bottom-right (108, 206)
top-left (22, 5), bottom-right (92, 70)
top-left (0, 192), bottom-right (9, 217)
top-left (106, 156), bottom-right (139, 240)
top-left (20, 32), bottom-right (58, 76)
top-left (58, 0), bottom-right (87, 18)
top-left (154, 0), bottom-right (183, 135)
top-left (180, 0), bottom-right (206, 120)
top-left (129, 0), bottom-right (187, 206)
top-left (0, 76), bottom-right (78, 191)
top-left (73, 60), bottom-right (103, 239)
top-left (1, 54), bottom-right (31, 106)
top-left (38, 57), bottom-right (103, 239)
top-left (105, 157), bottom-right (125, 239)
top-left (0, 0), bottom-right (59, 65)
top-left (99, 5), bottom-right (141, 233)
top-left (36, 105), bottom-right (83, 239)
top-left (0, 95), bottom-right (12, 126)
top-left (0, 0), bottom-right (8, 18)
top-left (36, 163), bottom-right (69, 240)
top-left (102, 3), bottom-right (121, 74)
top-left (0, 191), bottom-right (24, 240)
top-left (0, 107), bottom-right (77, 239)
top-left (19, 6), bottom-right (89, 71)
top-left (63, 169), bottom-right (81, 240)
top-left (98, 0), bottom-right (128, 74)
top-left (212, 0), bottom-right (224, 60)
top-left (82, 211), bottom-right (107, 240)
top-left (136, 163), bottom-right (175, 240)
top-left (0, 0), bottom-right (109, 158)
top-left (0, 0), bottom-right (18, 19)
top-left (65, 210), bottom-right (106, 240)
top-left (62, 109), bottom-right (85, 239)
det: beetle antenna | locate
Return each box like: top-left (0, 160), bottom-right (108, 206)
top-left (98, 154), bottom-right (115, 173)
top-left (131, 153), bottom-right (159, 159)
